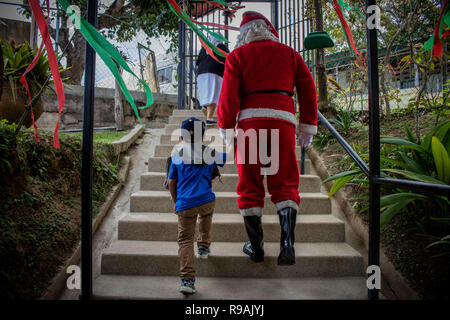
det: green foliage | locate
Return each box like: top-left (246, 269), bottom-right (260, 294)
top-left (324, 120), bottom-right (450, 257)
top-left (100, 0), bottom-right (180, 52)
top-left (0, 121), bottom-right (121, 299)
top-left (328, 108), bottom-right (358, 135)
top-left (0, 120), bottom-right (17, 176)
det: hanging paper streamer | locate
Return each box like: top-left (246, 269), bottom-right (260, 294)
top-left (167, 0), bottom-right (228, 59)
top-left (200, 0), bottom-right (245, 20)
top-left (57, 0), bottom-right (153, 129)
top-left (422, 1), bottom-right (449, 56)
top-left (328, 0), bottom-right (360, 57)
top-left (432, 0), bottom-right (449, 57)
top-left (23, 0), bottom-right (66, 148)
top-left (19, 0), bottom-right (50, 143)
top-left (336, 0), bottom-right (364, 18)
top-left (167, 0), bottom-right (243, 64)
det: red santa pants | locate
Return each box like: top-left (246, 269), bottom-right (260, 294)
top-left (235, 118), bottom-right (300, 214)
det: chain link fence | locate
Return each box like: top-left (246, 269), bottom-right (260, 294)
top-left (0, 0), bottom-right (178, 94)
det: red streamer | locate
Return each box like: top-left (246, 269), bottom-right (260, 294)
top-left (19, 0), bottom-right (51, 142)
top-left (198, 36), bottom-right (224, 64)
top-left (193, 20), bottom-right (240, 31)
top-left (331, 0), bottom-right (359, 56)
top-left (26, 0), bottom-right (65, 148)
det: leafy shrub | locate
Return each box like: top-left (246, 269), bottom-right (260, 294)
top-left (328, 108), bottom-right (358, 136)
top-left (324, 120), bottom-right (450, 257)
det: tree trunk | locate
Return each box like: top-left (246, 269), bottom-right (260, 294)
top-left (146, 51), bottom-right (160, 93)
top-left (62, 31), bottom-right (86, 84)
top-left (114, 66), bottom-right (124, 131)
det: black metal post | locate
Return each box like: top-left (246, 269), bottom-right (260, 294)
top-left (178, 20), bottom-right (186, 109)
top-left (366, 0), bottom-right (380, 300)
top-left (80, 0), bottom-right (98, 301)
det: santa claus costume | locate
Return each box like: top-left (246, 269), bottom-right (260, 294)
top-left (217, 11), bottom-right (318, 265)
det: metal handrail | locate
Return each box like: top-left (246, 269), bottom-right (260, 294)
top-left (318, 112), bottom-right (370, 177)
top-left (313, 112), bottom-right (450, 198)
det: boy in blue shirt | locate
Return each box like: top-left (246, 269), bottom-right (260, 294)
top-left (168, 117), bottom-right (226, 294)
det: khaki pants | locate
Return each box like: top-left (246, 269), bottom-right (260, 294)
top-left (176, 200), bottom-right (215, 280)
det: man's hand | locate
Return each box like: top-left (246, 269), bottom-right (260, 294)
top-left (297, 131), bottom-right (313, 147)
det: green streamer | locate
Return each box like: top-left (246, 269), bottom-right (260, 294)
top-left (337, 0), bottom-right (364, 18)
top-left (167, 2), bottom-right (227, 58)
top-left (57, 0), bottom-right (153, 127)
top-left (423, 9), bottom-right (450, 51)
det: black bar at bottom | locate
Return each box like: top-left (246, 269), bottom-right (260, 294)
top-left (80, 0), bottom-right (98, 301)
top-left (367, 0), bottom-right (380, 301)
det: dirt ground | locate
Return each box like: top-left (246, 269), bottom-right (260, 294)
top-left (59, 128), bottom-right (164, 300)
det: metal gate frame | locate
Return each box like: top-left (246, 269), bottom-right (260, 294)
top-left (177, 0), bottom-right (316, 110)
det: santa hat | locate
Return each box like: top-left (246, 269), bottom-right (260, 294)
top-left (240, 11), bottom-right (279, 39)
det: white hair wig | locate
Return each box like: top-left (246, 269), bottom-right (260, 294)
top-left (235, 21), bottom-right (279, 49)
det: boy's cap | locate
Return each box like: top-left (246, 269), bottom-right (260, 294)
top-left (181, 117), bottom-right (206, 136)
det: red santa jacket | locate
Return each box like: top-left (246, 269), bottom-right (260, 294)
top-left (217, 40), bottom-right (318, 135)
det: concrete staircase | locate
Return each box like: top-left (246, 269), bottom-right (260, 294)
top-left (94, 109), bottom-right (367, 300)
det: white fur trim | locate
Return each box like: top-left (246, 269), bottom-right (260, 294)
top-left (240, 207), bottom-right (263, 217)
top-left (237, 108), bottom-right (297, 127)
top-left (275, 200), bottom-right (299, 212)
top-left (298, 123), bottom-right (317, 135)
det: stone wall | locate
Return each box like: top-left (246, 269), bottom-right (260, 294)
top-left (36, 85), bottom-right (177, 130)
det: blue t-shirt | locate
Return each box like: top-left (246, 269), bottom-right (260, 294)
top-left (168, 150), bottom-right (226, 212)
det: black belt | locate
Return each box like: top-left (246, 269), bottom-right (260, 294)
top-left (241, 89), bottom-right (293, 98)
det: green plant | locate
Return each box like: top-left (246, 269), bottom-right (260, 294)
top-left (0, 120), bottom-right (17, 176)
top-left (2, 40), bottom-right (48, 102)
top-left (313, 128), bottom-right (334, 149)
top-left (328, 108), bottom-right (358, 135)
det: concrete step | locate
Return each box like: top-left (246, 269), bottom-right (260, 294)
top-left (118, 213), bottom-right (345, 243)
top-left (101, 241), bottom-right (364, 278)
top-left (93, 275), bottom-right (368, 299)
top-left (168, 115), bottom-right (218, 125)
top-left (154, 143), bottom-right (305, 158)
top-left (129, 191), bottom-right (331, 215)
top-left (147, 156), bottom-right (311, 175)
top-left (140, 172), bottom-right (321, 193)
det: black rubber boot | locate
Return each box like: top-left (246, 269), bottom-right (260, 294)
top-left (277, 207), bottom-right (297, 265)
top-left (242, 216), bottom-right (264, 263)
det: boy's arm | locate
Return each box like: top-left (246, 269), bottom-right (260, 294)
top-left (168, 179), bottom-right (177, 203)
